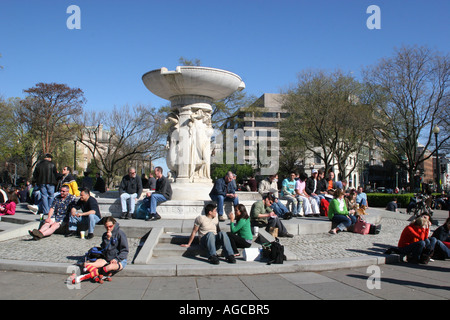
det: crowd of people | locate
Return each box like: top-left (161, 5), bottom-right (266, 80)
top-left (5, 152), bottom-right (448, 275)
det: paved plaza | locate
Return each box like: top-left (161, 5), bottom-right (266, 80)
top-left (0, 203), bottom-right (448, 302)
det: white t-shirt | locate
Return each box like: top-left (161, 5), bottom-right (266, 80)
top-left (194, 215), bottom-right (219, 239)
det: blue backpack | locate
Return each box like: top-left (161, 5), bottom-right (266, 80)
top-left (85, 247), bottom-right (105, 262)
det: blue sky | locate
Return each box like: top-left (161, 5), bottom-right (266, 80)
top-left (1, 0), bottom-right (449, 168)
top-left (1, 0), bottom-right (449, 112)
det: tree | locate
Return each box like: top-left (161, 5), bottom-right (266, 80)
top-left (0, 97), bottom-right (41, 180)
top-left (74, 104), bottom-right (166, 187)
top-left (363, 45), bottom-right (450, 190)
top-left (18, 83), bottom-right (85, 155)
top-left (280, 70), bottom-right (377, 180)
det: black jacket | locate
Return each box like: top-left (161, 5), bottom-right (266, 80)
top-left (305, 178), bottom-right (318, 195)
top-left (432, 224), bottom-right (450, 242)
top-left (32, 160), bottom-right (58, 185)
top-left (119, 175), bottom-right (143, 198)
top-left (155, 176), bottom-right (172, 200)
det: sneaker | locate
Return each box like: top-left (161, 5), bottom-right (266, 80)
top-left (208, 255), bottom-right (220, 265)
top-left (27, 204), bottom-right (39, 214)
top-left (218, 215), bottom-right (226, 222)
top-left (283, 212), bottom-right (293, 220)
top-left (225, 255), bottom-right (236, 264)
top-left (28, 230), bottom-right (38, 240)
top-left (32, 229), bottom-right (44, 239)
top-left (154, 213), bottom-right (161, 220)
top-left (86, 233), bottom-right (94, 240)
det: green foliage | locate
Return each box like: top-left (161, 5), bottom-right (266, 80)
top-left (366, 193), bottom-right (414, 208)
top-left (210, 163), bottom-right (254, 183)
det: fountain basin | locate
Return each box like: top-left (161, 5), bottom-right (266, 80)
top-left (142, 66), bottom-right (245, 101)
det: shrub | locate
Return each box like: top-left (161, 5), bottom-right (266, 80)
top-left (366, 193), bottom-right (414, 209)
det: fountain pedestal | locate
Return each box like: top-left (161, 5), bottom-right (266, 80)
top-left (142, 66), bottom-right (245, 202)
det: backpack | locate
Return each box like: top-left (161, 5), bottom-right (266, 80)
top-left (85, 246), bottom-right (105, 262)
top-left (134, 202), bottom-right (148, 220)
top-left (262, 238), bottom-right (286, 265)
top-left (320, 198), bottom-right (330, 216)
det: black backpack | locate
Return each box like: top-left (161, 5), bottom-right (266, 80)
top-left (262, 238), bottom-right (286, 265)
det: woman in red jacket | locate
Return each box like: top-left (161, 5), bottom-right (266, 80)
top-left (397, 216), bottom-right (436, 264)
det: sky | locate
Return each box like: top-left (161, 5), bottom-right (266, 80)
top-left (1, 0), bottom-right (449, 168)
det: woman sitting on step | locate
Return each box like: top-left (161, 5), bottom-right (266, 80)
top-left (227, 204), bottom-right (253, 256)
top-left (328, 188), bottom-right (357, 234)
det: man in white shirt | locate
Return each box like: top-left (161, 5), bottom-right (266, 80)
top-left (181, 203), bottom-right (236, 265)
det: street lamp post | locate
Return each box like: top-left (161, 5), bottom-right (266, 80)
top-left (433, 125), bottom-right (441, 193)
top-left (73, 140), bottom-right (77, 173)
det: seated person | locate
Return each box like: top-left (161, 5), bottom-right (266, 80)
top-left (143, 166), bottom-right (172, 221)
top-left (227, 204), bottom-right (253, 255)
top-left (258, 174), bottom-right (291, 219)
top-left (209, 171), bottom-right (239, 222)
top-left (280, 173), bottom-right (299, 216)
top-left (93, 172), bottom-right (106, 193)
top-left (66, 187), bottom-right (101, 239)
top-left (396, 216), bottom-right (436, 264)
top-left (386, 198), bottom-right (398, 212)
top-left (59, 166), bottom-right (80, 197)
top-left (431, 217), bottom-right (450, 260)
top-left (328, 188), bottom-right (357, 234)
top-left (250, 194), bottom-right (293, 238)
top-left (181, 203), bottom-right (236, 265)
top-left (119, 167), bottom-right (143, 219)
top-left (72, 217), bottom-right (129, 284)
top-left (356, 186), bottom-right (368, 207)
top-left (345, 189), bottom-right (358, 213)
top-left (295, 172), bottom-right (320, 217)
top-left (28, 185), bottom-right (75, 240)
top-left (0, 189), bottom-right (19, 216)
top-left (305, 169), bottom-right (321, 207)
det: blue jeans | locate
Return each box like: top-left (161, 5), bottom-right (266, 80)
top-left (39, 184), bottom-right (55, 215)
top-left (200, 231), bottom-right (234, 257)
top-left (280, 194), bottom-right (298, 215)
top-left (434, 239), bottom-right (450, 259)
top-left (143, 193), bottom-right (168, 216)
top-left (120, 192), bottom-right (138, 214)
top-left (398, 237), bottom-right (436, 261)
top-left (68, 213), bottom-right (101, 233)
top-left (332, 214), bottom-right (357, 231)
top-left (271, 201), bottom-right (289, 218)
top-left (210, 194), bottom-right (239, 217)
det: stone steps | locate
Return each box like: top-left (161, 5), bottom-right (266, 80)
top-left (94, 191), bottom-right (278, 220)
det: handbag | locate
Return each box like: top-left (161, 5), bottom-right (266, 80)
top-left (353, 217), bottom-right (370, 235)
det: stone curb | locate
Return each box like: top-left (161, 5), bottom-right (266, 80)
top-left (0, 255), bottom-right (400, 277)
top-left (0, 205), bottom-right (410, 277)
